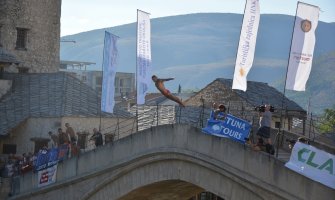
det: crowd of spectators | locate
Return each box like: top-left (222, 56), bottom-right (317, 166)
top-left (0, 123), bottom-right (104, 180)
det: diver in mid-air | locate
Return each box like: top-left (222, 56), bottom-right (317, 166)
top-left (152, 75), bottom-right (185, 107)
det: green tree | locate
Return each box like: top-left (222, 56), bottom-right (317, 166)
top-left (318, 105), bottom-right (335, 134)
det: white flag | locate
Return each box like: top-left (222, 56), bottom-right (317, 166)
top-left (101, 31), bottom-right (118, 113)
top-left (286, 2), bottom-right (319, 91)
top-left (232, 0), bottom-right (260, 91)
top-left (137, 10), bottom-right (151, 105)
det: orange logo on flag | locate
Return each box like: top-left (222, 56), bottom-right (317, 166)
top-left (239, 68), bottom-right (245, 76)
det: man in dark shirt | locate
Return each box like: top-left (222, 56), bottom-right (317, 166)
top-left (91, 128), bottom-right (103, 147)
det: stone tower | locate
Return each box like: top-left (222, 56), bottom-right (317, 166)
top-left (0, 0), bottom-right (61, 73)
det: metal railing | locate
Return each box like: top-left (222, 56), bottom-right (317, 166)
top-left (81, 104), bottom-right (334, 155)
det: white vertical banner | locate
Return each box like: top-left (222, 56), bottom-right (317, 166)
top-left (137, 10), bottom-right (151, 105)
top-left (101, 31), bottom-right (118, 113)
top-left (286, 2), bottom-right (319, 91)
top-left (232, 0), bottom-right (260, 91)
top-left (285, 142), bottom-right (335, 189)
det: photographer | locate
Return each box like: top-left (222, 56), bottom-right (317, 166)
top-left (256, 104), bottom-right (274, 154)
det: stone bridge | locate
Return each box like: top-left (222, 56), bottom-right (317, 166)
top-left (13, 124), bottom-right (334, 200)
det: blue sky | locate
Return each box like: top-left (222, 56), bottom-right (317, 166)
top-left (61, 0), bottom-right (335, 36)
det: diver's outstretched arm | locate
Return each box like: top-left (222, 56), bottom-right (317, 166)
top-left (161, 78), bottom-right (174, 82)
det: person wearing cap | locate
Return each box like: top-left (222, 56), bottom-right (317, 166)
top-left (213, 104), bottom-right (227, 121)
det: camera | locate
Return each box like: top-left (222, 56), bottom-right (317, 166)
top-left (254, 105), bottom-right (275, 112)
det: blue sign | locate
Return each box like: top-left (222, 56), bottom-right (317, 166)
top-left (35, 148), bottom-right (60, 171)
top-left (202, 114), bottom-right (251, 143)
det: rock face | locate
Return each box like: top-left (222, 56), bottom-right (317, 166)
top-left (0, 0), bottom-right (61, 73)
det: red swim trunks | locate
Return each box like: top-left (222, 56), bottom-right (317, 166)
top-left (162, 89), bottom-right (170, 96)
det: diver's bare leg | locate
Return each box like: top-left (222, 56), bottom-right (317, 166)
top-left (167, 94), bottom-right (185, 107)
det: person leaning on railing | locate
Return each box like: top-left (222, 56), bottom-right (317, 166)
top-left (213, 103), bottom-right (227, 121)
top-left (90, 128), bottom-right (103, 147)
top-left (256, 104), bottom-right (275, 155)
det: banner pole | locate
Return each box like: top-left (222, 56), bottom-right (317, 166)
top-left (276, 2), bottom-right (299, 157)
top-left (232, 0), bottom-right (248, 76)
top-left (136, 10), bottom-right (139, 132)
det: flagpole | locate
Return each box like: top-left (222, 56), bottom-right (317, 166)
top-left (276, 2), bottom-right (299, 157)
top-left (232, 0), bottom-right (248, 77)
top-left (229, 0), bottom-right (248, 111)
top-left (136, 10), bottom-right (139, 132)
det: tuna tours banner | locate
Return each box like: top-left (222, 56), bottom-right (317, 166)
top-left (136, 10), bottom-right (151, 105)
top-left (285, 142), bottom-right (335, 189)
top-left (232, 0), bottom-right (260, 91)
top-left (286, 2), bottom-right (319, 91)
top-left (101, 31), bottom-right (119, 113)
top-left (202, 114), bottom-right (251, 144)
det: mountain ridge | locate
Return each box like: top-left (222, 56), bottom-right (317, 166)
top-left (61, 13), bottom-right (335, 114)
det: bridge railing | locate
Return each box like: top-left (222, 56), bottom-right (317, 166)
top-left (82, 104), bottom-right (333, 155)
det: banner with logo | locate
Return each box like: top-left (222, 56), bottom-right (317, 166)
top-left (101, 31), bottom-right (119, 113)
top-left (202, 114), bottom-right (251, 143)
top-left (38, 165), bottom-right (58, 188)
top-left (286, 2), bottom-right (319, 91)
top-left (232, 0), bottom-right (260, 91)
top-left (35, 148), bottom-right (59, 171)
top-left (137, 10), bottom-right (151, 104)
top-left (285, 142), bottom-right (335, 189)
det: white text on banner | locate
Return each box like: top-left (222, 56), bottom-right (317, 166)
top-left (232, 0), bottom-right (260, 91)
top-left (137, 10), bottom-right (151, 105)
top-left (286, 2), bottom-right (319, 91)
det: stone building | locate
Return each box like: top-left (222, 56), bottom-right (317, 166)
top-left (60, 60), bottom-right (136, 98)
top-left (0, 0), bottom-right (61, 73)
top-left (185, 78), bottom-right (307, 132)
top-left (0, 72), bottom-right (135, 155)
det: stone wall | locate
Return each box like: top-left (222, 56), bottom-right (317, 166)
top-left (0, 0), bottom-right (61, 73)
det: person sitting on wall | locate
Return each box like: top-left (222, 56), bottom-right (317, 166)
top-left (287, 137), bottom-right (310, 151)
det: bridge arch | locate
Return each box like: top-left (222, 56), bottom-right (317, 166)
top-left (15, 124), bottom-right (334, 200)
top-left (81, 152), bottom-right (265, 200)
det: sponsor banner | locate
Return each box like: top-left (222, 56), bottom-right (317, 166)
top-left (285, 142), bottom-right (335, 189)
top-left (35, 148), bottom-right (59, 171)
top-left (101, 31), bottom-right (119, 113)
top-left (58, 144), bottom-right (69, 161)
top-left (38, 165), bottom-right (58, 188)
top-left (232, 0), bottom-right (260, 91)
top-left (137, 10), bottom-right (151, 104)
top-left (202, 114), bottom-right (251, 143)
top-left (286, 2), bottom-right (319, 91)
